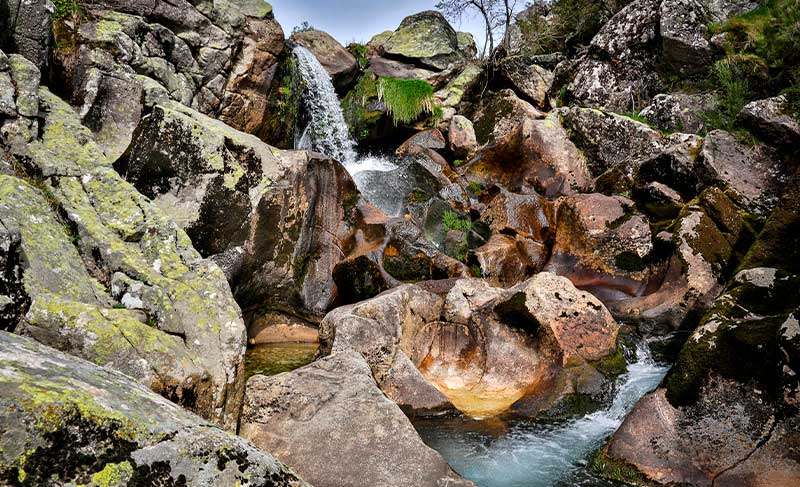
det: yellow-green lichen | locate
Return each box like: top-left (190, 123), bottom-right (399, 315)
top-left (91, 461), bottom-right (133, 486)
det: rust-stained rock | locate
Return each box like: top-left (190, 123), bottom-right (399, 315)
top-left (546, 193), bottom-right (654, 301)
top-left (461, 115), bottom-right (592, 198)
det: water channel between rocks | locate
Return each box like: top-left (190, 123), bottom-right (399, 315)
top-left (412, 343), bottom-right (669, 487)
top-left (290, 45), bottom-right (672, 487)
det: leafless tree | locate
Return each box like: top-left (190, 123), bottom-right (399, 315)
top-left (436, 0), bottom-right (500, 58)
top-left (500, 0), bottom-right (520, 51)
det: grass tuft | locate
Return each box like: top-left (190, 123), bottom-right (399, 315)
top-left (377, 77), bottom-right (440, 126)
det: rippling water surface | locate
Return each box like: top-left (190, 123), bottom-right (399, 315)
top-left (414, 344), bottom-right (669, 487)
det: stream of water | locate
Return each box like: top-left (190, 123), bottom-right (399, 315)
top-left (292, 47), bottom-right (670, 486)
top-left (293, 46), bottom-right (401, 213)
top-left (414, 343), bottom-right (669, 487)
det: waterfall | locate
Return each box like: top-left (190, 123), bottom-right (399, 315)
top-left (293, 46), bottom-right (358, 164)
top-left (292, 45), bottom-right (400, 214)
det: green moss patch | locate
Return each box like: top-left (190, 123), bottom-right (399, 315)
top-left (589, 445), bottom-right (651, 486)
top-left (443, 210), bottom-right (471, 232)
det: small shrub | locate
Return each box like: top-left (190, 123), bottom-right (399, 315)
top-left (292, 21), bottom-right (315, 34)
top-left (53, 0), bottom-right (78, 20)
top-left (443, 210), bottom-right (472, 232)
top-left (711, 0), bottom-right (800, 121)
top-left (377, 77), bottom-right (440, 126)
top-left (453, 159), bottom-right (465, 168)
top-left (467, 182), bottom-right (484, 194)
top-left (349, 43), bottom-right (369, 69)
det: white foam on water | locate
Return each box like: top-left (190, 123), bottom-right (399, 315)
top-left (416, 343), bottom-right (669, 487)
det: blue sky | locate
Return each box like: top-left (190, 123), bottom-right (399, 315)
top-left (268, 0), bottom-right (487, 48)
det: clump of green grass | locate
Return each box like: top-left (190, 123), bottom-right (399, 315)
top-left (453, 159), bottom-right (465, 168)
top-left (622, 111), bottom-right (651, 126)
top-left (53, 0), bottom-right (78, 20)
top-left (443, 210), bottom-right (472, 232)
top-left (467, 182), bottom-right (484, 194)
top-left (377, 77), bottom-right (440, 126)
top-left (710, 0), bottom-right (800, 121)
top-left (702, 58), bottom-right (751, 132)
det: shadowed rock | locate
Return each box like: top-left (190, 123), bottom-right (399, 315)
top-left (0, 331), bottom-right (308, 487)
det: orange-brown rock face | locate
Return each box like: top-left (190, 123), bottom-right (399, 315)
top-left (220, 16), bottom-right (286, 134)
top-left (319, 274), bottom-right (620, 419)
top-left (546, 193), bottom-right (654, 301)
top-left (461, 115), bottom-right (593, 198)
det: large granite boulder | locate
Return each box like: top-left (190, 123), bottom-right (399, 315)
top-left (290, 29), bottom-right (358, 92)
top-left (117, 101), bottom-right (359, 320)
top-left (736, 95), bottom-right (800, 152)
top-left (219, 9), bottom-right (286, 134)
top-left (474, 234), bottom-right (546, 288)
top-left (610, 188), bottom-right (747, 332)
top-left (0, 331), bottom-right (307, 487)
top-left (700, 129), bottom-right (788, 214)
top-left (448, 115), bottom-right (478, 158)
top-left (639, 92), bottom-right (716, 134)
top-left (498, 56), bottom-right (554, 109)
top-left (563, 0), bottom-right (663, 112)
top-left (556, 106), bottom-right (668, 179)
top-left (478, 186), bottom-right (554, 243)
top-left (556, 106), bottom-right (709, 195)
top-left (546, 193), bottom-right (655, 301)
top-left (462, 114), bottom-right (592, 198)
top-left (659, 0), bottom-right (713, 76)
top-left (319, 276), bottom-right (621, 419)
top-left (374, 10), bottom-right (468, 72)
top-left (241, 351), bottom-right (474, 487)
top-left (435, 63), bottom-right (483, 114)
top-left (0, 0), bottom-right (53, 71)
top-left (470, 88), bottom-right (545, 145)
top-left (49, 1), bottom-right (284, 154)
top-left (2, 87), bottom-right (247, 430)
top-left (597, 172), bottom-right (800, 486)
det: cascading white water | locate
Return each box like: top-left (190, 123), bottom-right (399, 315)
top-left (293, 45), bottom-right (402, 213)
top-left (293, 46), bottom-right (358, 163)
top-left (414, 342), bottom-right (669, 487)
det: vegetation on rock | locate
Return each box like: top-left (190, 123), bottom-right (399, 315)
top-left (710, 0), bottom-right (800, 122)
top-left (377, 77), bottom-right (440, 125)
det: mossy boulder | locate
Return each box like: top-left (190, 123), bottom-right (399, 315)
top-left (599, 172), bottom-right (800, 486)
top-left (0, 331), bottom-right (307, 487)
top-left (4, 88), bottom-right (248, 431)
top-left (378, 11), bottom-right (466, 71)
top-left (117, 100), bottom-right (360, 321)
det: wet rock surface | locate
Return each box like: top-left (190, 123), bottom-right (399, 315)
top-left (319, 275), bottom-right (621, 419)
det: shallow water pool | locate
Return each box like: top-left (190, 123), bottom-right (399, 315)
top-left (244, 342), bottom-right (319, 379)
